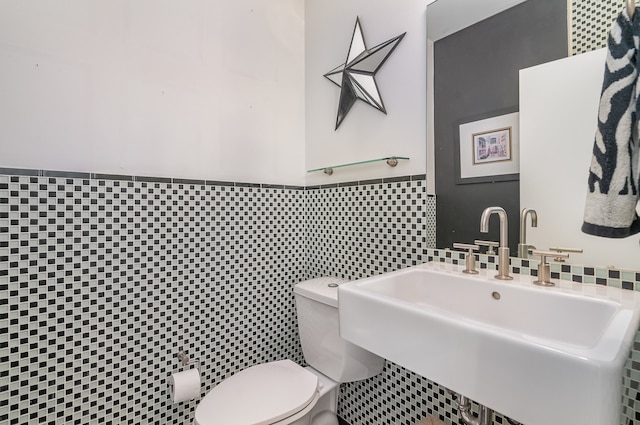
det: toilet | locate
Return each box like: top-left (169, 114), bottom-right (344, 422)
top-left (194, 277), bottom-right (385, 425)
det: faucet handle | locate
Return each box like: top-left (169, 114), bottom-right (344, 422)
top-left (529, 249), bottom-right (570, 286)
top-left (474, 240), bottom-right (499, 255)
top-left (452, 243), bottom-right (480, 275)
top-left (548, 247), bottom-right (583, 262)
top-left (452, 242), bottom-right (479, 252)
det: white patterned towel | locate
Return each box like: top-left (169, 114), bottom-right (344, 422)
top-left (583, 8), bottom-right (640, 238)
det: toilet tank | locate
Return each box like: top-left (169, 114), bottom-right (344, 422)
top-left (294, 277), bottom-right (384, 383)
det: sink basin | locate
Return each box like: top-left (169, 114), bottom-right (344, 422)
top-left (338, 261), bottom-right (640, 425)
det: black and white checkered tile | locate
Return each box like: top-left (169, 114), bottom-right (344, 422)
top-left (571, 0), bottom-right (619, 56)
top-left (304, 176), bottom-right (436, 280)
top-left (2, 169), bottom-right (640, 425)
top-left (1, 173), bottom-right (306, 424)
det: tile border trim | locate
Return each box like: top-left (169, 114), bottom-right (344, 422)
top-left (0, 167), bottom-right (428, 191)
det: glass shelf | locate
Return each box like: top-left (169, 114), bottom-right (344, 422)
top-left (307, 156), bottom-right (409, 175)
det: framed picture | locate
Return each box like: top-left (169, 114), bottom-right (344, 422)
top-left (454, 108), bottom-right (519, 184)
top-left (472, 127), bottom-right (512, 165)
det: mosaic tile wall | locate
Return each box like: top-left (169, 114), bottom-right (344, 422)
top-left (3, 168), bottom-right (640, 425)
top-left (0, 171), bottom-right (306, 425)
top-left (304, 176), bottom-right (436, 280)
top-left (571, 0), bottom-right (620, 55)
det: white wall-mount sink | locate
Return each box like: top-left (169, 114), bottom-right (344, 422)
top-left (338, 261), bottom-right (640, 425)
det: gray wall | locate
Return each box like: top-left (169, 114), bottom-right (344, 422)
top-left (434, 0), bottom-right (568, 252)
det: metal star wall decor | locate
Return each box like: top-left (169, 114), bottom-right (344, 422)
top-left (324, 17), bottom-right (406, 130)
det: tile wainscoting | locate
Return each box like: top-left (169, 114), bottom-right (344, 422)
top-left (1, 171), bottom-right (306, 424)
top-left (1, 169), bottom-right (639, 425)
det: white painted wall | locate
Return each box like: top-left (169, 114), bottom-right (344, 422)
top-left (520, 49), bottom-right (640, 270)
top-left (0, 0), bottom-right (305, 185)
top-left (305, 0), bottom-right (428, 186)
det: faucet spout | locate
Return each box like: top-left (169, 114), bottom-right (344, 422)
top-left (518, 208), bottom-right (538, 258)
top-left (480, 207), bottom-right (508, 245)
top-left (480, 206), bottom-right (512, 280)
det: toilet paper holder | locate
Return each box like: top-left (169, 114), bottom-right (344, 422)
top-left (177, 349), bottom-right (201, 374)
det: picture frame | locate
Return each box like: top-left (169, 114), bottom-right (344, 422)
top-left (472, 127), bottom-right (512, 165)
top-left (454, 108), bottom-right (519, 184)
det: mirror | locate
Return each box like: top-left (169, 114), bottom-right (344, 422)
top-left (427, 0), bottom-right (635, 269)
top-left (427, 0), bottom-right (567, 256)
top-left (520, 49), bottom-right (639, 270)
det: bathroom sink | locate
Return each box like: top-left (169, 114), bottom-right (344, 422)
top-left (338, 261), bottom-right (640, 425)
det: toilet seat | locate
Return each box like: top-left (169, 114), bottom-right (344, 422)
top-left (194, 360), bottom-right (319, 425)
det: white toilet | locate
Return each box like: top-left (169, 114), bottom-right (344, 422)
top-left (194, 277), bottom-right (385, 425)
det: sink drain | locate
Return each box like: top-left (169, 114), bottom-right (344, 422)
top-left (491, 291), bottom-right (501, 300)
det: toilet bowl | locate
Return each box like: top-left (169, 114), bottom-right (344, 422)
top-left (194, 360), bottom-right (320, 425)
top-left (194, 277), bottom-right (384, 425)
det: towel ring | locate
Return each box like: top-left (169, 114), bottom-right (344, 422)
top-left (628, 0), bottom-right (636, 18)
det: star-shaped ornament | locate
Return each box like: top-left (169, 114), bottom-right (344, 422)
top-left (324, 18), bottom-right (406, 130)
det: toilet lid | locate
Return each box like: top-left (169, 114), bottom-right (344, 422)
top-left (195, 360), bottom-right (319, 425)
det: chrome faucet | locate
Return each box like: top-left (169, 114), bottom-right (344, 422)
top-left (480, 206), bottom-right (513, 280)
top-left (518, 208), bottom-right (538, 258)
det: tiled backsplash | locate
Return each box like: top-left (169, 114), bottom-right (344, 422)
top-left (2, 169), bottom-right (639, 425)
